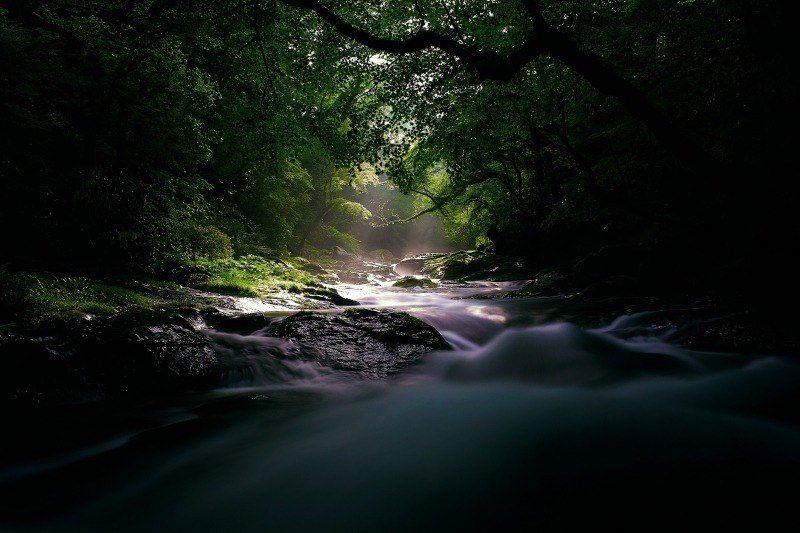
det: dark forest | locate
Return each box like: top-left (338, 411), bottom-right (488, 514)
top-left (1, 1), bottom-right (799, 530)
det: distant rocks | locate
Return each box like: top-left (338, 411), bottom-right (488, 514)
top-left (336, 261), bottom-right (398, 285)
top-left (396, 249), bottom-right (533, 281)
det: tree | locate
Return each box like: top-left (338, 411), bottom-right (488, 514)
top-left (278, 0), bottom-right (726, 179)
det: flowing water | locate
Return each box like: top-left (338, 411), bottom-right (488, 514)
top-left (2, 274), bottom-right (800, 530)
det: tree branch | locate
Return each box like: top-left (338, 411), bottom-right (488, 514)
top-left (278, 0), bottom-right (535, 80)
top-left (278, 0), bottom-right (729, 180)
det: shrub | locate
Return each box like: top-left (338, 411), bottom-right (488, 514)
top-left (178, 224), bottom-right (233, 261)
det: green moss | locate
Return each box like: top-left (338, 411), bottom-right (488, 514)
top-left (189, 255), bottom-right (320, 297)
top-left (194, 280), bottom-right (261, 297)
top-left (0, 254), bottom-right (323, 327)
top-left (0, 268), bottom-right (154, 324)
top-left (393, 276), bottom-right (437, 289)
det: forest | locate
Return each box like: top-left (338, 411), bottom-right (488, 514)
top-left (1, 0), bottom-right (799, 530)
top-left (2, 0), bottom-right (795, 289)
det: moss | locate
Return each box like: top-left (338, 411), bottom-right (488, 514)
top-left (393, 276), bottom-right (437, 289)
top-left (0, 254), bottom-right (323, 327)
top-left (188, 255), bottom-right (321, 297)
top-left (0, 268), bottom-right (155, 325)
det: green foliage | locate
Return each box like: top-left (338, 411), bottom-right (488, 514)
top-left (176, 224), bottom-right (234, 261)
top-left (0, 268), bottom-right (152, 323)
top-left (0, 1), bottom-right (378, 269)
top-left (0, 0), bottom-right (796, 287)
top-left (191, 256), bottom-right (320, 297)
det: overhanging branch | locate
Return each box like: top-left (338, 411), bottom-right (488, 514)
top-left (279, 0), bottom-right (542, 81)
top-left (278, 0), bottom-right (729, 179)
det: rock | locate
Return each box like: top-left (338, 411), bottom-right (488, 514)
top-left (1, 309), bottom-right (219, 405)
top-left (397, 250), bottom-right (532, 281)
top-left (297, 260), bottom-right (327, 276)
top-left (337, 270), bottom-right (371, 285)
top-left (267, 309), bottom-right (449, 376)
top-left (300, 286), bottom-right (359, 306)
top-left (201, 309), bottom-right (274, 333)
top-left (395, 253), bottom-right (445, 276)
top-left (393, 276), bottom-right (437, 289)
top-left (369, 249), bottom-right (395, 263)
top-left (334, 246), bottom-right (355, 259)
top-left (77, 309), bottom-right (219, 393)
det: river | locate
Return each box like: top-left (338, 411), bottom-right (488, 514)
top-left (2, 274), bottom-right (800, 530)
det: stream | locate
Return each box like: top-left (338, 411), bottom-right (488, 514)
top-left (2, 273), bottom-right (800, 530)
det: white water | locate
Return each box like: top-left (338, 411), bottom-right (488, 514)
top-left (3, 275), bottom-right (800, 530)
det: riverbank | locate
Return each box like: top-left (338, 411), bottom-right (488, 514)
top-left (0, 255), bottom-right (353, 328)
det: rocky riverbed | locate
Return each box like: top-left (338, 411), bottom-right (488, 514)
top-left (2, 251), bottom-right (800, 530)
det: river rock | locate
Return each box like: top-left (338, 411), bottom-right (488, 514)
top-left (397, 250), bottom-right (532, 281)
top-left (393, 276), bottom-right (437, 289)
top-left (267, 309), bottom-right (449, 376)
top-left (300, 286), bottom-right (359, 306)
top-left (394, 253), bottom-right (445, 276)
top-left (1, 309), bottom-right (219, 405)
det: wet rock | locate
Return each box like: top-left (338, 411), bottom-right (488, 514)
top-left (669, 312), bottom-right (800, 356)
top-left (398, 250), bottom-right (532, 281)
top-left (393, 276), bottom-right (437, 289)
top-left (337, 270), bottom-right (371, 285)
top-left (1, 309), bottom-right (219, 405)
top-left (75, 309), bottom-right (218, 393)
top-left (300, 286), bottom-right (359, 306)
top-left (267, 309), bottom-right (449, 376)
top-left (395, 253), bottom-right (445, 276)
top-left (201, 309), bottom-right (274, 334)
top-left (337, 261), bottom-right (397, 284)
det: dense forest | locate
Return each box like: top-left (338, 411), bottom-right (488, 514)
top-left (2, 0), bottom-right (796, 293)
top-left (3, 2), bottom-right (800, 529)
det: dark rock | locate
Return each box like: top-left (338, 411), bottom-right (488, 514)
top-left (395, 253), bottom-right (446, 276)
top-left (201, 309), bottom-right (274, 334)
top-left (77, 309), bottom-right (218, 393)
top-left (669, 312), bottom-right (800, 356)
top-left (337, 270), bottom-right (371, 285)
top-left (399, 250), bottom-right (532, 281)
top-left (267, 309), bottom-right (449, 376)
top-left (393, 276), bottom-right (437, 289)
top-left (301, 286), bottom-right (359, 306)
top-left (1, 309), bottom-right (219, 405)
top-left (472, 269), bottom-right (572, 299)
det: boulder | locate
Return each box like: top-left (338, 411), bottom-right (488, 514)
top-left (397, 250), bottom-right (532, 281)
top-left (337, 270), bottom-right (371, 285)
top-left (1, 309), bottom-right (219, 405)
top-left (300, 286), bottom-right (359, 306)
top-left (393, 276), bottom-right (437, 289)
top-left (394, 253), bottom-right (445, 276)
top-left (266, 309), bottom-right (449, 376)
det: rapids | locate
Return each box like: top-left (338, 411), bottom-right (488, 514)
top-left (2, 271), bottom-right (799, 530)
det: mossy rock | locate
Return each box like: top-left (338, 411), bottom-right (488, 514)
top-left (393, 276), bottom-right (437, 289)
